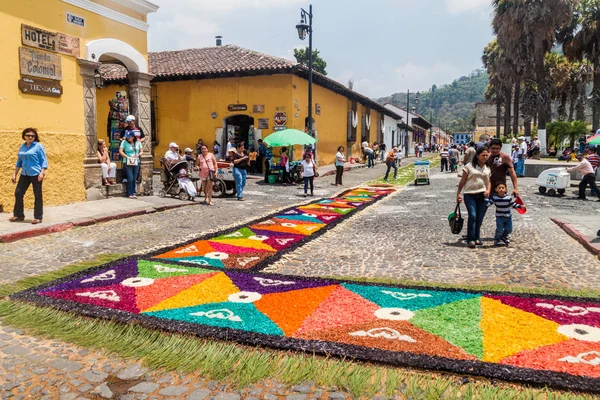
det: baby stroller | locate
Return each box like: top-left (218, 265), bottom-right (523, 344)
top-left (158, 158), bottom-right (197, 201)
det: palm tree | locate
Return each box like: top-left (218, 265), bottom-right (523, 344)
top-left (564, 0), bottom-right (600, 130)
top-left (493, 0), bottom-right (576, 135)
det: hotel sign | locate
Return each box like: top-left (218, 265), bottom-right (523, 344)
top-left (21, 24), bottom-right (56, 52)
top-left (18, 77), bottom-right (63, 98)
top-left (19, 47), bottom-right (62, 80)
top-left (57, 32), bottom-right (80, 57)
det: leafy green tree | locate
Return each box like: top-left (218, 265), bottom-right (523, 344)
top-left (293, 47), bottom-right (328, 75)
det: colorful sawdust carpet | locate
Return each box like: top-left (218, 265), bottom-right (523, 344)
top-left (11, 188), bottom-right (600, 392)
top-left (146, 188), bottom-right (394, 271)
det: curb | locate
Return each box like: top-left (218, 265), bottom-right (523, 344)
top-left (0, 202), bottom-right (200, 244)
top-left (551, 218), bottom-right (600, 260)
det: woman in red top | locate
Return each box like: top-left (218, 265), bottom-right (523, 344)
top-left (195, 145), bottom-right (218, 205)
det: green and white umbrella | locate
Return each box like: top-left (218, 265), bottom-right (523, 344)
top-left (263, 129), bottom-right (317, 147)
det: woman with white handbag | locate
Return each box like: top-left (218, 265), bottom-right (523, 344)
top-left (119, 132), bottom-right (143, 199)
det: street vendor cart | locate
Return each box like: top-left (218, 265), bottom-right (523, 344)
top-left (263, 129), bottom-right (317, 184)
top-left (414, 160), bottom-right (431, 186)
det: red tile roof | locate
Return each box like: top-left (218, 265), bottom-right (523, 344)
top-left (100, 45), bottom-right (296, 81)
top-left (99, 45), bottom-right (405, 121)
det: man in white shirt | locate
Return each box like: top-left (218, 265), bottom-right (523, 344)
top-left (567, 154), bottom-right (600, 201)
top-left (516, 137), bottom-right (527, 177)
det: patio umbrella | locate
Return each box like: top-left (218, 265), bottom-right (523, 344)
top-left (588, 135), bottom-right (600, 146)
top-left (263, 129), bottom-right (317, 147)
top-left (587, 133), bottom-right (600, 143)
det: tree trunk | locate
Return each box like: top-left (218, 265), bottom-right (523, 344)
top-left (513, 75), bottom-right (521, 136)
top-left (524, 118), bottom-right (532, 136)
top-left (534, 32), bottom-right (548, 130)
top-left (593, 58), bottom-right (600, 131)
top-left (568, 90), bottom-right (576, 121)
top-left (504, 86), bottom-right (512, 137)
top-left (496, 100), bottom-right (502, 138)
top-left (577, 83), bottom-right (586, 122)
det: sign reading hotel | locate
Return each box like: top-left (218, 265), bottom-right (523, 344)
top-left (57, 32), bottom-right (80, 57)
top-left (18, 77), bottom-right (63, 98)
top-left (19, 47), bottom-right (62, 80)
top-left (22, 24), bottom-right (57, 52)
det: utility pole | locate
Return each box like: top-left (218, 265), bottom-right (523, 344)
top-left (405, 90), bottom-right (410, 157)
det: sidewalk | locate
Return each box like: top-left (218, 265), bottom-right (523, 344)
top-left (551, 215), bottom-right (600, 260)
top-left (0, 159), bottom-right (397, 243)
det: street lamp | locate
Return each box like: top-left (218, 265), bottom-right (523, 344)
top-left (296, 5), bottom-right (314, 144)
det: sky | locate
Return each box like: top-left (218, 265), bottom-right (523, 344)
top-left (147, 0), bottom-right (494, 99)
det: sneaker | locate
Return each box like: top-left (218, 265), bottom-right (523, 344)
top-left (468, 241), bottom-right (476, 249)
top-left (475, 240), bottom-right (483, 246)
top-left (502, 238), bottom-right (511, 245)
top-left (304, 193), bottom-right (308, 197)
top-left (494, 240), bottom-right (504, 246)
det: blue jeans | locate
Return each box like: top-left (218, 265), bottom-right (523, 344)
top-left (367, 153), bottom-right (374, 168)
top-left (516, 158), bottom-right (525, 176)
top-left (232, 167), bottom-right (247, 199)
top-left (464, 193), bottom-right (487, 242)
top-left (380, 151), bottom-right (385, 161)
top-left (495, 216), bottom-right (513, 241)
top-left (384, 161), bottom-right (397, 180)
top-left (124, 164), bottom-right (140, 197)
top-left (303, 176), bottom-right (314, 194)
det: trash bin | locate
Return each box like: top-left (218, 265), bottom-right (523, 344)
top-left (268, 174), bottom-right (277, 184)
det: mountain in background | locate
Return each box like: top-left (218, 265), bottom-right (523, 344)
top-left (376, 69), bottom-right (488, 133)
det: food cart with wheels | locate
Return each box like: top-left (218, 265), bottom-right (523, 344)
top-left (414, 160), bottom-right (431, 186)
top-left (263, 129), bottom-right (317, 184)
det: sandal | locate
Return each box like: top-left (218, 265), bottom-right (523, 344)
top-left (9, 217), bottom-right (24, 222)
top-left (31, 219), bottom-right (42, 225)
top-left (238, 197), bottom-right (245, 201)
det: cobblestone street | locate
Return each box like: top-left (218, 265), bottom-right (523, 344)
top-left (2, 161), bottom-right (599, 400)
top-left (270, 169), bottom-right (600, 290)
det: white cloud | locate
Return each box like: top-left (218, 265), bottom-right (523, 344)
top-left (394, 62), bottom-right (462, 92)
top-left (148, 0), bottom-right (304, 50)
top-left (445, 0), bottom-right (490, 14)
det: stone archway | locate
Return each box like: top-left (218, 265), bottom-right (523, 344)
top-left (78, 39), bottom-right (154, 199)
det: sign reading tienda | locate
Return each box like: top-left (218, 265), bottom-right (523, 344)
top-left (19, 77), bottom-right (63, 98)
top-left (19, 47), bottom-right (62, 81)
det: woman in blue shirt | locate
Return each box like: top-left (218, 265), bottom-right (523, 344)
top-left (119, 132), bottom-right (143, 198)
top-left (10, 128), bottom-right (48, 224)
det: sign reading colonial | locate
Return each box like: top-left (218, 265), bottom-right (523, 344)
top-left (21, 24), bottom-right (57, 52)
top-left (19, 47), bottom-right (62, 80)
top-left (252, 104), bottom-right (265, 113)
top-left (56, 32), bottom-right (80, 57)
top-left (274, 111), bottom-right (287, 127)
top-left (227, 104), bottom-right (247, 112)
top-left (18, 77), bottom-right (63, 98)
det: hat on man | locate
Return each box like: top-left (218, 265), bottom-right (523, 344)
top-left (184, 148), bottom-right (192, 153)
top-left (519, 136), bottom-right (525, 140)
top-left (228, 147), bottom-right (237, 152)
top-left (125, 115), bottom-right (136, 122)
top-left (169, 142), bottom-right (179, 148)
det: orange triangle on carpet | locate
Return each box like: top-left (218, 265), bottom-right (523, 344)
top-left (135, 273), bottom-right (218, 311)
top-left (254, 285), bottom-right (339, 336)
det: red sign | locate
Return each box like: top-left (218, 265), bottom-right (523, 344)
top-left (274, 111), bottom-right (287, 127)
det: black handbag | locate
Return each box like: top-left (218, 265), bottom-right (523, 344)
top-left (449, 203), bottom-right (464, 235)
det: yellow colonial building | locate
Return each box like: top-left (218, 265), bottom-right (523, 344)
top-left (0, 0), bottom-right (158, 210)
top-left (99, 45), bottom-right (402, 167)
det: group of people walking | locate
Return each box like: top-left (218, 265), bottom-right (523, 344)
top-left (456, 139), bottom-right (522, 248)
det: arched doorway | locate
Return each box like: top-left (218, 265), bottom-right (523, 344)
top-left (224, 115), bottom-right (255, 148)
top-left (78, 38), bottom-right (153, 199)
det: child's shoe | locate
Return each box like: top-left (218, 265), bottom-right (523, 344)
top-left (494, 240), bottom-right (504, 246)
top-left (502, 238), bottom-right (510, 246)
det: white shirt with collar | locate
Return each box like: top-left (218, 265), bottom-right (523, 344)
top-left (165, 150), bottom-right (181, 162)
